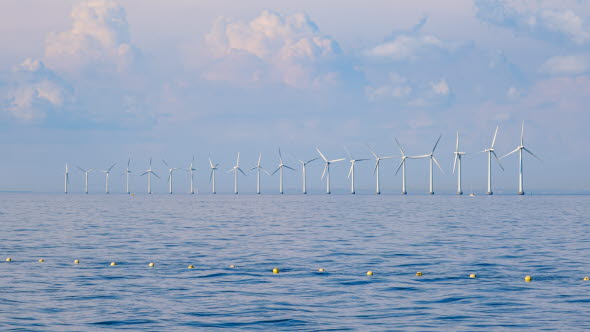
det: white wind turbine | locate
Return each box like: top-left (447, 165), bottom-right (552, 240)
top-left (64, 163), bottom-right (69, 194)
top-left (453, 132), bottom-right (467, 195)
top-left (271, 148), bottom-right (295, 194)
top-left (77, 167), bottom-right (93, 194)
top-left (140, 158), bottom-right (160, 194)
top-left (345, 147), bottom-right (368, 194)
top-left (501, 122), bottom-right (541, 195)
top-left (209, 157), bottom-right (219, 194)
top-left (316, 148), bottom-right (345, 194)
top-left (227, 152), bottom-right (246, 194)
top-left (249, 153), bottom-right (270, 194)
top-left (298, 157), bottom-right (318, 194)
top-left (394, 138), bottom-right (417, 195)
top-left (482, 126), bottom-right (504, 195)
top-left (413, 135), bottom-right (444, 195)
top-left (367, 145), bottom-right (395, 195)
top-left (162, 160), bottom-right (179, 194)
top-left (99, 163), bottom-right (117, 194)
top-left (187, 156), bottom-right (197, 194)
top-left (123, 158), bottom-right (131, 194)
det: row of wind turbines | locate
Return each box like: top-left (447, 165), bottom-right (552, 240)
top-left (64, 123), bottom-right (539, 195)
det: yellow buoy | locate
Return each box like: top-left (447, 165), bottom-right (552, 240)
top-left (524, 275), bottom-right (532, 282)
top-left (416, 271), bottom-right (423, 276)
top-left (229, 265), bottom-right (235, 268)
top-left (188, 265), bottom-right (195, 269)
top-left (38, 258), bottom-right (44, 263)
top-left (74, 259), bottom-right (80, 264)
top-left (366, 271), bottom-right (373, 276)
top-left (583, 276), bottom-right (589, 281)
top-left (469, 273), bottom-right (477, 278)
top-left (6, 257), bottom-right (12, 262)
top-left (272, 268), bottom-right (280, 274)
top-left (148, 262), bottom-right (155, 267)
top-left (110, 262), bottom-right (117, 266)
top-left (318, 268), bottom-right (325, 272)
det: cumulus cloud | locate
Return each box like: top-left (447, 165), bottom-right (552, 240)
top-left (475, 0), bottom-right (590, 45)
top-left (204, 10), bottom-right (341, 88)
top-left (45, 0), bottom-right (136, 73)
top-left (365, 73), bottom-right (452, 107)
top-left (365, 35), bottom-right (445, 61)
top-left (540, 54), bottom-right (590, 75)
top-left (1, 58), bottom-right (71, 121)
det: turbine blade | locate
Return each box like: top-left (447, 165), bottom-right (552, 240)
top-left (330, 158), bottom-right (345, 163)
top-left (500, 147), bottom-right (520, 159)
top-left (344, 145), bottom-right (352, 160)
top-left (366, 143), bottom-right (378, 159)
top-left (127, 158), bottom-right (130, 167)
top-left (491, 125), bottom-right (499, 148)
top-left (209, 170), bottom-right (213, 183)
top-left (77, 166), bottom-right (86, 173)
top-left (433, 157), bottom-right (444, 174)
top-left (278, 148), bottom-right (283, 163)
top-left (307, 157), bottom-right (319, 164)
top-left (238, 167), bottom-right (246, 176)
top-left (140, 171), bottom-right (148, 176)
top-left (258, 152), bottom-right (262, 166)
top-left (492, 151), bottom-right (505, 171)
top-left (381, 156), bottom-right (395, 160)
top-left (455, 131), bottom-right (459, 153)
top-left (395, 160), bottom-right (404, 175)
top-left (209, 158), bottom-right (214, 168)
top-left (394, 137), bottom-right (406, 156)
top-left (348, 163), bottom-right (353, 178)
top-left (316, 148), bottom-right (328, 162)
top-left (432, 134), bottom-right (442, 153)
top-left (162, 159), bottom-right (169, 168)
top-left (262, 168), bottom-right (271, 176)
top-left (523, 147), bottom-right (542, 161)
top-left (321, 164), bottom-right (328, 179)
top-left (373, 161), bottom-right (378, 175)
top-left (452, 154), bottom-right (458, 174)
top-left (152, 172), bottom-right (160, 179)
top-left (284, 165), bottom-right (296, 171)
top-left (236, 152), bottom-right (240, 166)
top-left (108, 163), bottom-right (117, 172)
top-left (521, 121), bottom-right (525, 146)
top-left (271, 167), bottom-right (280, 176)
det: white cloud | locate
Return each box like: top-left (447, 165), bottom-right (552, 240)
top-left (540, 54), bottom-right (590, 75)
top-left (365, 73), bottom-right (452, 107)
top-left (44, 0), bottom-right (136, 73)
top-left (204, 10), bottom-right (341, 88)
top-left (365, 35), bottom-right (444, 61)
top-left (431, 79), bottom-right (450, 95)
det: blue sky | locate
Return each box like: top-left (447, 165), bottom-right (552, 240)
top-left (0, 0), bottom-right (588, 194)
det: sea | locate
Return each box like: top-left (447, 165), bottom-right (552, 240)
top-left (1, 193), bottom-right (589, 331)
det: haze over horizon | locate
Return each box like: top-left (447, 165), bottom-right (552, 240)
top-left (1, 0), bottom-right (588, 194)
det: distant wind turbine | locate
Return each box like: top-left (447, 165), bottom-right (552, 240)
top-left (413, 135), bottom-right (444, 195)
top-left (249, 153), bottom-right (270, 194)
top-left (394, 138), bottom-right (417, 195)
top-left (271, 148), bottom-right (295, 194)
top-left (345, 146), bottom-right (368, 194)
top-left (501, 122), bottom-right (541, 195)
top-left (162, 160), bottom-right (179, 194)
top-left (209, 157), bottom-right (219, 194)
top-left (187, 156), bottom-right (197, 194)
top-left (140, 158), bottom-right (160, 194)
top-left (123, 158), bottom-right (131, 194)
top-left (367, 144), bottom-right (395, 195)
top-left (227, 152), bottom-right (246, 194)
top-left (99, 163), bottom-right (117, 194)
top-left (64, 163), bottom-right (69, 194)
top-left (482, 126), bottom-right (504, 195)
top-left (77, 166), bottom-right (93, 194)
top-left (298, 157), bottom-right (318, 194)
top-left (453, 132), bottom-right (466, 195)
top-left (316, 148), bottom-right (345, 194)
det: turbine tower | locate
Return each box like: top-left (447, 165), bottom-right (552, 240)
top-left (140, 158), bottom-right (159, 194)
top-left (413, 135), bottom-right (444, 195)
top-left (187, 156), bottom-right (197, 194)
top-left (209, 157), bottom-right (219, 194)
top-left (367, 145), bottom-right (394, 195)
top-left (99, 163), bottom-right (117, 194)
top-left (123, 158), bottom-right (131, 194)
top-left (227, 152), bottom-right (246, 194)
top-left (501, 122), bottom-right (541, 195)
top-left (298, 157), bottom-right (318, 194)
top-left (249, 153), bottom-right (270, 194)
top-left (482, 126), bottom-right (504, 195)
top-left (162, 160), bottom-right (179, 194)
top-left (77, 167), bottom-right (93, 194)
top-left (345, 147), bottom-right (368, 194)
top-left (316, 148), bottom-right (345, 194)
top-left (64, 163), bottom-right (69, 194)
top-left (271, 148), bottom-right (295, 194)
top-left (453, 132), bottom-right (466, 195)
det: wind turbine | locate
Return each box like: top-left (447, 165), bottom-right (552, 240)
top-left (298, 157), bottom-right (318, 194)
top-left (162, 160), bottom-right (179, 194)
top-left (316, 148), bottom-right (345, 194)
top-left (64, 163), bottom-right (69, 194)
top-left (271, 148), bottom-right (295, 194)
top-left (394, 138), bottom-right (416, 195)
top-left (345, 147), bottom-right (368, 194)
top-left (187, 156), bottom-right (197, 194)
top-left (227, 152), bottom-right (246, 194)
top-left (482, 126), bottom-right (504, 195)
top-left (453, 132), bottom-right (466, 195)
top-left (209, 157), bottom-right (219, 194)
top-left (123, 158), bottom-right (131, 194)
top-left (413, 135), bottom-right (444, 195)
top-left (367, 145), bottom-right (395, 195)
top-left (249, 153), bottom-right (270, 194)
top-left (77, 166), bottom-right (93, 194)
top-left (501, 122), bottom-right (541, 195)
top-left (140, 158), bottom-right (159, 194)
top-left (99, 163), bottom-right (117, 194)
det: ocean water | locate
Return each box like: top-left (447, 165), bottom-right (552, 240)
top-left (1, 193), bottom-right (589, 331)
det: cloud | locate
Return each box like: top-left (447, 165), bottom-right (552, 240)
top-left (44, 0), bottom-right (137, 73)
top-left (364, 35), bottom-right (445, 61)
top-left (475, 0), bottom-right (590, 45)
top-left (365, 73), bottom-right (452, 107)
top-left (203, 10), bottom-right (341, 88)
top-left (1, 58), bottom-right (71, 121)
top-left (540, 54), bottom-right (590, 75)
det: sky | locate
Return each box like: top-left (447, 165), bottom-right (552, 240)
top-left (0, 0), bottom-right (589, 194)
